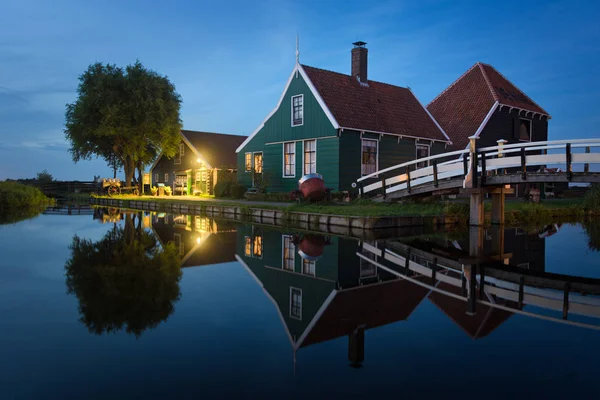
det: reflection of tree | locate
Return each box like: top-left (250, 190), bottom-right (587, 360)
top-left (65, 213), bottom-right (182, 336)
top-left (583, 221), bottom-right (600, 252)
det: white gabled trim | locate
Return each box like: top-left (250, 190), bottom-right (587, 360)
top-left (294, 289), bottom-right (338, 350)
top-left (297, 64), bottom-right (339, 130)
top-left (473, 101), bottom-right (500, 139)
top-left (149, 131), bottom-right (213, 173)
top-left (408, 87), bottom-right (452, 144)
top-left (236, 63), bottom-right (340, 154)
top-left (180, 133), bottom-right (213, 170)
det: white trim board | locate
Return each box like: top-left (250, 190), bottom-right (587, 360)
top-left (236, 63), bottom-right (340, 153)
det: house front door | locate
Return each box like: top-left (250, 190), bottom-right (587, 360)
top-left (253, 152), bottom-right (263, 187)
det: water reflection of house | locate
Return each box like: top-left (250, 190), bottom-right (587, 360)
top-left (235, 226), bottom-right (431, 364)
top-left (151, 214), bottom-right (237, 268)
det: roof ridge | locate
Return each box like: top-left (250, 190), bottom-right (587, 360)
top-left (480, 63), bottom-right (551, 117)
top-left (301, 63), bottom-right (410, 90)
top-left (181, 129), bottom-right (247, 138)
top-left (426, 63), bottom-right (480, 108)
top-left (477, 62), bottom-right (500, 102)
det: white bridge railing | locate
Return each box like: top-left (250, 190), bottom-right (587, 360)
top-left (356, 138), bottom-right (600, 198)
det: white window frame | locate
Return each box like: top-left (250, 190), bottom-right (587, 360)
top-left (302, 259), bottom-right (316, 276)
top-left (154, 173), bottom-right (158, 183)
top-left (282, 235), bottom-right (295, 271)
top-left (282, 142), bottom-right (296, 178)
top-left (164, 173), bottom-right (169, 182)
top-left (416, 143), bottom-right (431, 169)
top-left (291, 94), bottom-right (304, 127)
top-left (244, 152), bottom-right (252, 172)
top-left (303, 139), bottom-right (317, 175)
top-left (253, 152), bottom-right (263, 174)
top-left (289, 287), bottom-right (302, 320)
top-left (518, 118), bottom-right (533, 142)
top-left (361, 138), bottom-right (379, 177)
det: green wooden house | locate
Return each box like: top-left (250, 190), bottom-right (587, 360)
top-left (235, 225), bottom-right (431, 364)
top-left (236, 42), bottom-right (452, 192)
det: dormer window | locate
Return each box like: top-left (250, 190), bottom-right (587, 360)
top-left (291, 94), bottom-right (303, 126)
top-left (519, 118), bottom-right (532, 141)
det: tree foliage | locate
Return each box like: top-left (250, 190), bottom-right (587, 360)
top-left (65, 213), bottom-right (182, 336)
top-left (64, 61), bottom-right (182, 188)
top-left (36, 169), bottom-right (54, 183)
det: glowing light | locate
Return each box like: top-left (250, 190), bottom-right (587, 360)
top-left (197, 158), bottom-right (202, 163)
top-left (196, 237), bottom-right (201, 245)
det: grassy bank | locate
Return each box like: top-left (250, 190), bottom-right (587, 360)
top-left (92, 193), bottom-right (597, 225)
top-left (0, 181), bottom-right (54, 224)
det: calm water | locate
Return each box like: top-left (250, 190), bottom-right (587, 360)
top-left (1, 208), bottom-right (600, 398)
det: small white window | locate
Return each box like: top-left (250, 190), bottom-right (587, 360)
top-left (290, 287), bottom-right (302, 320)
top-left (154, 173), bottom-right (158, 183)
top-left (283, 142), bottom-right (296, 177)
top-left (164, 173), bottom-right (169, 182)
top-left (253, 152), bottom-right (263, 174)
top-left (303, 140), bottom-right (316, 174)
top-left (361, 139), bottom-right (378, 176)
top-left (416, 144), bottom-right (430, 169)
top-left (245, 153), bottom-right (252, 172)
top-left (302, 259), bottom-right (315, 276)
top-left (291, 94), bottom-right (303, 127)
top-left (282, 235), bottom-right (295, 271)
top-left (180, 142), bottom-right (185, 156)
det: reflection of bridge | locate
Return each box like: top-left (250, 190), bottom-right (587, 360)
top-left (359, 226), bottom-right (600, 331)
top-left (357, 139), bottom-right (600, 225)
top-left (235, 224), bottom-right (600, 368)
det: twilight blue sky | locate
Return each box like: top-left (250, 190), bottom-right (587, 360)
top-left (1, 0), bottom-right (599, 180)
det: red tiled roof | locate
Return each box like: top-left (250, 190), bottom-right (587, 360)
top-left (427, 62), bottom-right (550, 151)
top-left (181, 130), bottom-right (247, 169)
top-left (428, 281), bottom-right (515, 339)
top-left (301, 276), bottom-right (431, 348)
top-left (301, 65), bottom-right (450, 143)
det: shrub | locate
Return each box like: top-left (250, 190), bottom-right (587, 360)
top-left (583, 184), bottom-right (600, 210)
top-left (214, 181), bottom-right (231, 198)
top-left (0, 181), bottom-right (52, 209)
top-left (230, 184), bottom-right (247, 199)
top-left (150, 186), bottom-right (158, 196)
top-left (164, 186), bottom-right (172, 196)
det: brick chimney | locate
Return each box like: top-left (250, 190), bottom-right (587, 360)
top-left (351, 41), bottom-right (368, 83)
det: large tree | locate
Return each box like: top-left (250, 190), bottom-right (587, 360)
top-left (65, 61), bottom-right (182, 190)
top-left (65, 212), bottom-right (182, 336)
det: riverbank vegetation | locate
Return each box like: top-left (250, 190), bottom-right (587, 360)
top-left (0, 182), bottom-right (54, 224)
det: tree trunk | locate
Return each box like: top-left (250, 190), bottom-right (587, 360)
top-left (137, 161), bottom-right (143, 196)
top-left (123, 156), bottom-right (134, 188)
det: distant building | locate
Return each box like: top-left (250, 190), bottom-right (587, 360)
top-left (151, 130), bottom-right (246, 195)
top-left (236, 41), bottom-right (451, 192)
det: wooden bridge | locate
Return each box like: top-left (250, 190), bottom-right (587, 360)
top-left (356, 138), bottom-right (600, 225)
top-left (358, 226), bottom-right (600, 331)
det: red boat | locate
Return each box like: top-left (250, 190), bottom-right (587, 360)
top-left (298, 173), bottom-right (327, 201)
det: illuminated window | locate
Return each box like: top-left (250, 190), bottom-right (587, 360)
top-left (244, 236), bottom-right (252, 257)
top-left (416, 144), bottom-right (430, 169)
top-left (253, 234), bottom-right (263, 258)
top-left (361, 139), bottom-right (377, 176)
top-left (302, 259), bottom-right (315, 276)
top-left (282, 235), bottom-right (295, 271)
top-left (291, 94), bottom-right (303, 126)
top-left (253, 153), bottom-right (263, 174)
top-left (245, 153), bottom-right (252, 172)
top-left (283, 142), bottom-right (295, 177)
top-left (290, 287), bottom-right (302, 320)
top-left (303, 140), bottom-right (316, 174)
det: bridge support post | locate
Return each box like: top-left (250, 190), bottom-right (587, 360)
top-left (469, 190), bottom-right (485, 226)
top-left (491, 186), bottom-right (514, 225)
